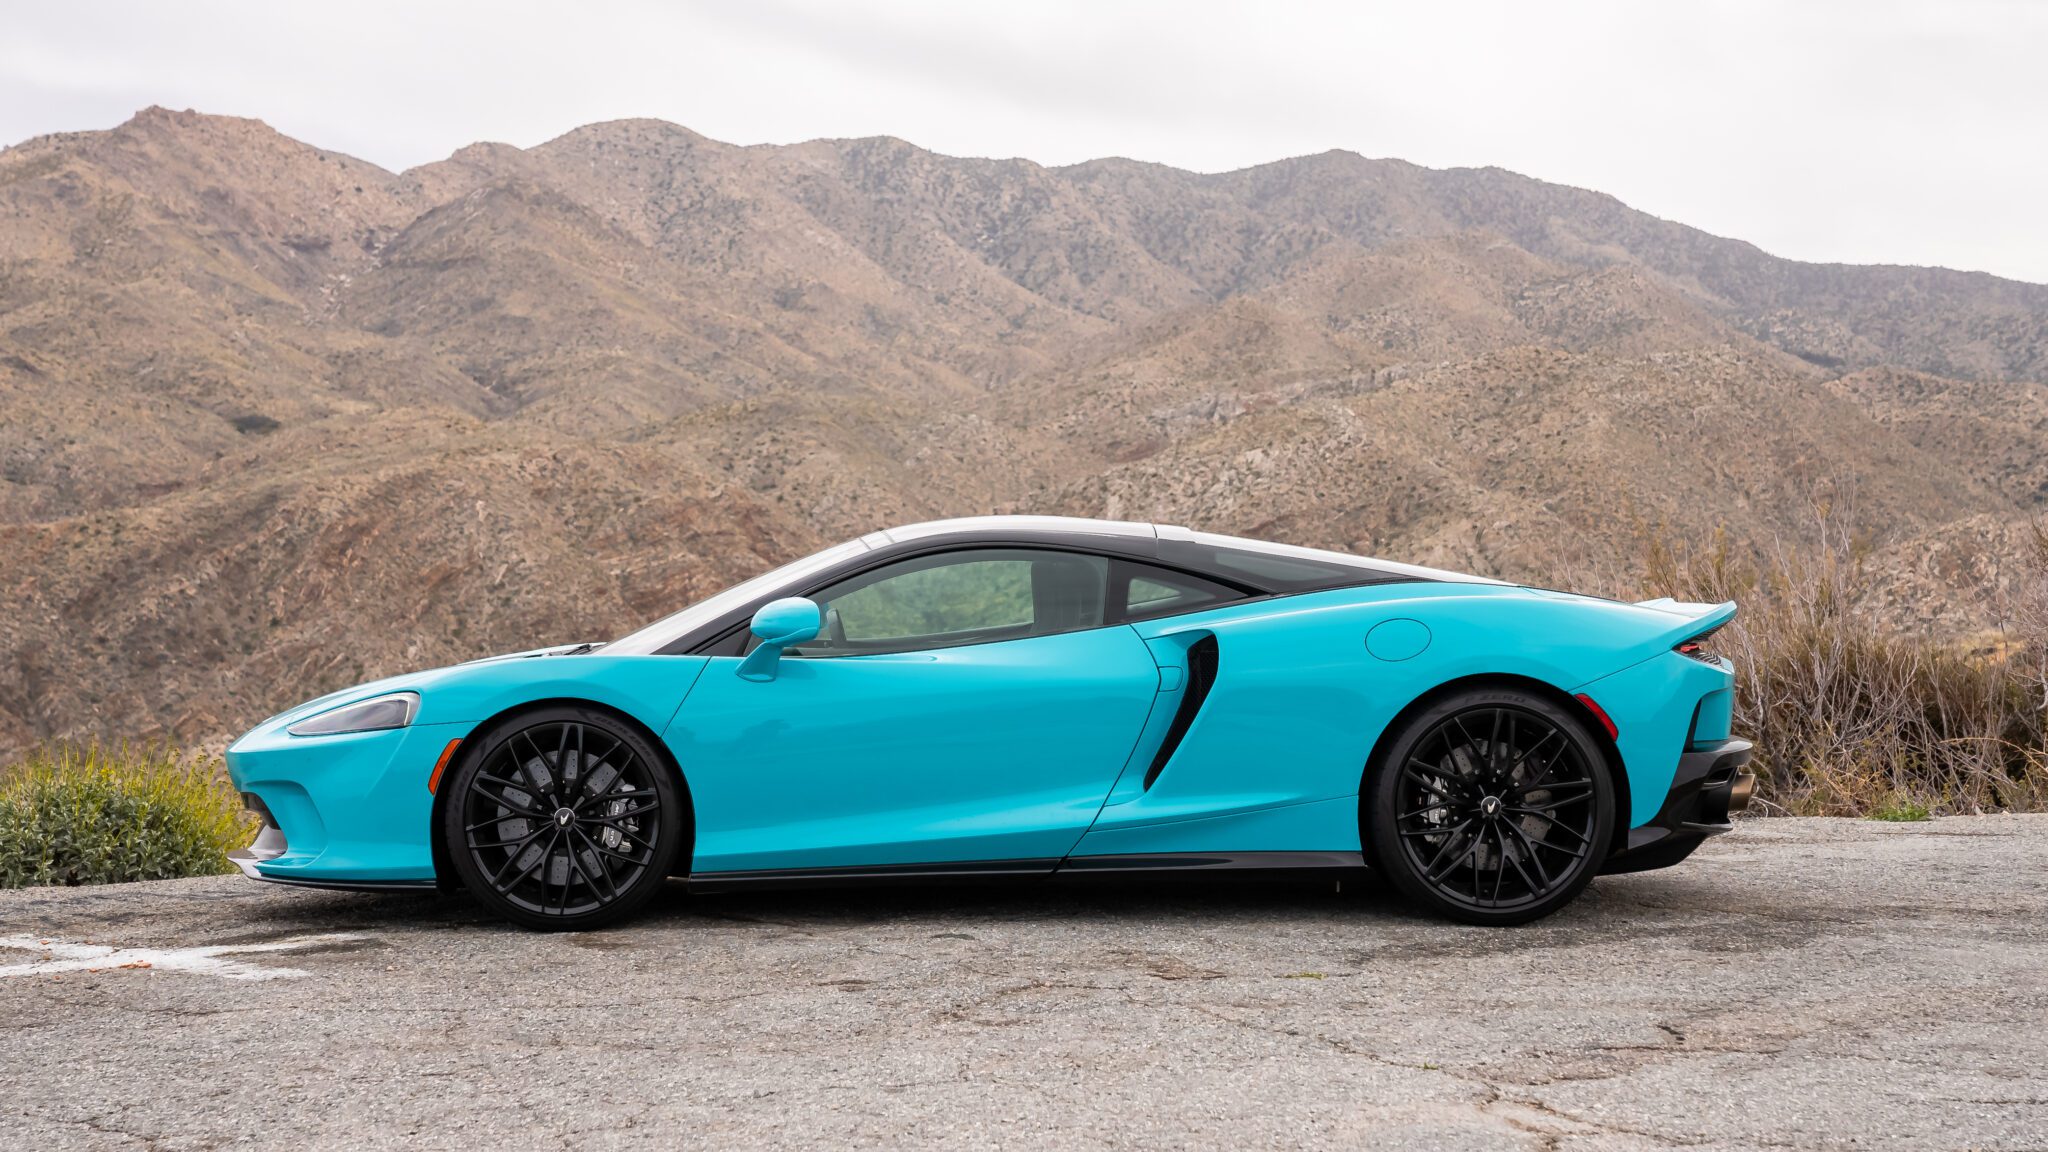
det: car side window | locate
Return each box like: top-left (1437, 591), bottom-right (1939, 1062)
top-left (1116, 562), bottom-right (1242, 623)
top-left (790, 549), bottom-right (1110, 656)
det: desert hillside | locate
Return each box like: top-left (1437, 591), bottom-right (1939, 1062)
top-left (2, 106), bottom-right (2043, 751)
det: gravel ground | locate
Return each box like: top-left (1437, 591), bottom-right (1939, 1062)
top-left (2, 816), bottom-right (2045, 1150)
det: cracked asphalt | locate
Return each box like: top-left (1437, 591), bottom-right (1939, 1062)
top-left (2, 816), bottom-right (2045, 1150)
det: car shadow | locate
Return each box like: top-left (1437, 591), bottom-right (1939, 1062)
top-left (233, 867), bottom-right (1748, 945)
top-left (656, 871), bottom-right (1407, 928)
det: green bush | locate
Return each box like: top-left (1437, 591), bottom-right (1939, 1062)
top-left (0, 744), bottom-right (254, 887)
top-left (1868, 797), bottom-right (1933, 823)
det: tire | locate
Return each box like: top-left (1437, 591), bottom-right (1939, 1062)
top-left (442, 705), bottom-right (686, 931)
top-left (1365, 687), bottom-right (1614, 925)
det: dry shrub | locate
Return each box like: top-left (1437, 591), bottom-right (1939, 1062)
top-left (1629, 508), bottom-right (2048, 815)
top-left (0, 744), bottom-right (254, 887)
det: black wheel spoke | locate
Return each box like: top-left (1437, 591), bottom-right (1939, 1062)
top-left (1401, 761), bottom-right (1464, 802)
top-left (582, 837), bottom-right (653, 866)
top-left (1470, 825), bottom-right (1486, 901)
top-left (557, 832), bottom-right (581, 915)
top-left (458, 719), bottom-right (666, 918)
top-left (569, 740), bottom-right (641, 811)
top-left (562, 849), bottom-right (596, 909)
top-left (569, 827), bottom-right (622, 902)
top-left (558, 723), bottom-right (580, 798)
top-left (1513, 792), bottom-right (1593, 815)
top-left (592, 821), bottom-right (658, 855)
top-left (1400, 821), bottom-right (1461, 838)
top-left (1505, 730), bottom-right (1563, 780)
top-left (1523, 778), bottom-right (1594, 800)
top-left (534, 831), bottom-right (558, 913)
top-left (513, 731), bottom-right (556, 798)
top-left (1507, 809), bottom-right (1593, 855)
top-left (1449, 713), bottom-right (1487, 773)
top-left (470, 834), bottom-right (542, 851)
top-left (573, 784), bottom-right (657, 816)
top-left (489, 831), bottom-right (549, 891)
top-left (1521, 741), bottom-right (1573, 792)
top-left (1423, 824), bottom-right (1479, 882)
top-left (1500, 819), bottom-right (1551, 894)
top-left (1392, 703), bottom-right (1601, 912)
top-left (1488, 824), bottom-right (1507, 905)
top-left (471, 773), bottom-right (550, 813)
top-left (587, 787), bottom-right (656, 803)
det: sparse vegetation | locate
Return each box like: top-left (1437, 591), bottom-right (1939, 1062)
top-left (1628, 506), bottom-right (2048, 817)
top-left (0, 744), bottom-right (253, 888)
top-left (1868, 798), bottom-right (1933, 823)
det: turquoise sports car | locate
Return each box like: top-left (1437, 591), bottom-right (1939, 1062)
top-left (226, 516), bottom-right (1753, 929)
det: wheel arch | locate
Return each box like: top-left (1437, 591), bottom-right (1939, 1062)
top-left (428, 697), bottom-right (696, 891)
top-left (1357, 672), bottom-right (1632, 855)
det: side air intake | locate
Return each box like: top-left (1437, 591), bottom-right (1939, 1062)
top-left (1143, 635), bottom-right (1218, 790)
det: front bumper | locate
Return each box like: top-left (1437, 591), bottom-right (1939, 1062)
top-left (1601, 738), bottom-right (1754, 875)
top-left (225, 719), bottom-right (461, 886)
top-left (228, 792), bottom-right (435, 893)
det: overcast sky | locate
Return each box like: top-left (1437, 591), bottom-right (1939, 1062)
top-left (4, 0), bottom-right (2044, 282)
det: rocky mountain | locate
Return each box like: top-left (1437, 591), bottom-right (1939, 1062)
top-left (2, 106), bottom-right (2043, 752)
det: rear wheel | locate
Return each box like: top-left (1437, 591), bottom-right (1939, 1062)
top-left (443, 706), bottom-right (684, 930)
top-left (1366, 688), bottom-right (1614, 925)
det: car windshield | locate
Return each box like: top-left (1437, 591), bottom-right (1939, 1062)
top-left (603, 538), bottom-right (872, 655)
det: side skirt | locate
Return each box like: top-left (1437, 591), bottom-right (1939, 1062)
top-left (684, 852), bottom-right (1367, 893)
top-left (1055, 851), bottom-right (1366, 882)
top-left (686, 859), bottom-right (1061, 892)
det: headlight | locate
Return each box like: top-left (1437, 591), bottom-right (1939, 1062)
top-left (287, 691), bottom-right (420, 737)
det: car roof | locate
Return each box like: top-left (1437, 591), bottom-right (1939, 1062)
top-left (877, 515), bottom-right (1157, 545)
top-left (878, 515), bottom-right (1504, 586)
top-left (608, 515), bottom-right (1503, 656)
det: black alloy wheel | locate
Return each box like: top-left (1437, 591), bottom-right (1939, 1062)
top-left (443, 706), bottom-right (684, 930)
top-left (1366, 688), bottom-right (1613, 925)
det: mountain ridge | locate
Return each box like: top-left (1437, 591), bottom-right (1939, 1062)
top-left (1, 106), bottom-right (2042, 752)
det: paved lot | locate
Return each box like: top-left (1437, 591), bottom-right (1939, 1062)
top-left (2, 817), bottom-right (2045, 1150)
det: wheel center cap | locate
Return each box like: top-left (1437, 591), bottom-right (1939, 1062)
top-left (1480, 795), bottom-right (1503, 818)
top-left (553, 807), bottom-right (576, 828)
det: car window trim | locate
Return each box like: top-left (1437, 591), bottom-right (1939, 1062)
top-left (787, 545), bottom-right (1104, 659)
top-left (699, 542), bottom-right (1263, 658)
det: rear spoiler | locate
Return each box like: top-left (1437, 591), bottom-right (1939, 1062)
top-left (1632, 598), bottom-right (1737, 651)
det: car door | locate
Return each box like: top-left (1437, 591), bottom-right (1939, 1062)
top-left (667, 548), bottom-right (1164, 874)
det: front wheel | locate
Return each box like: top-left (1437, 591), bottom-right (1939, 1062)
top-left (1366, 688), bottom-right (1614, 925)
top-left (442, 706), bottom-right (685, 930)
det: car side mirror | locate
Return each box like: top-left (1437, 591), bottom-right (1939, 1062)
top-left (736, 597), bottom-right (822, 682)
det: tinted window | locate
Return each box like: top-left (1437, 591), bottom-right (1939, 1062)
top-left (1156, 534), bottom-right (1408, 593)
top-left (792, 549), bottom-right (1110, 656)
top-left (1118, 563), bottom-right (1240, 622)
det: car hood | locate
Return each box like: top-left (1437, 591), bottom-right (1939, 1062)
top-left (258, 642), bottom-right (601, 729)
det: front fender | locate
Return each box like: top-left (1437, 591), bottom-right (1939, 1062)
top-left (403, 654), bottom-right (710, 732)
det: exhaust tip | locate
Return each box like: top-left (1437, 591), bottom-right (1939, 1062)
top-left (1727, 772), bottom-right (1755, 814)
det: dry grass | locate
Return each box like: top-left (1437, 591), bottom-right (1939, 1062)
top-left (1623, 508), bottom-right (2048, 816)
